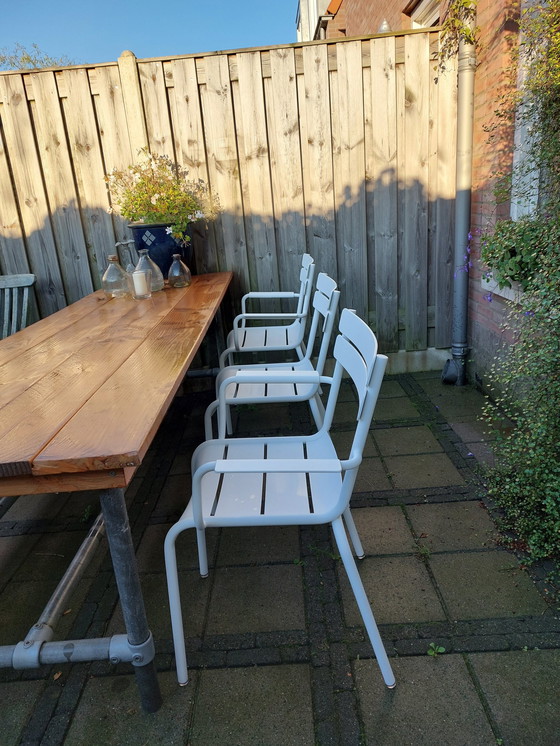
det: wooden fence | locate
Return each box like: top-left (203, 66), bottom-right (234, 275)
top-left (0, 30), bottom-right (457, 355)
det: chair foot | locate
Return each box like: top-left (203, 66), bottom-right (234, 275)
top-left (200, 572), bottom-right (209, 579)
top-left (387, 682), bottom-right (397, 689)
top-left (356, 553), bottom-right (365, 560)
top-left (179, 680), bottom-right (189, 687)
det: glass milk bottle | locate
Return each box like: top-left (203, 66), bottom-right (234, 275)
top-left (168, 253), bottom-right (192, 288)
top-left (135, 249), bottom-right (164, 292)
top-left (102, 255), bottom-right (131, 298)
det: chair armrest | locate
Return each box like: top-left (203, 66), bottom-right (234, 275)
top-left (232, 369), bottom-right (321, 384)
top-left (214, 458), bottom-right (342, 473)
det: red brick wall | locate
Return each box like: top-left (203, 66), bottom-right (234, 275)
top-left (468, 0), bottom-right (520, 384)
top-left (325, 0), bottom-right (408, 38)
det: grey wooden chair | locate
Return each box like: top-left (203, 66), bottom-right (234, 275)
top-left (0, 274), bottom-right (36, 339)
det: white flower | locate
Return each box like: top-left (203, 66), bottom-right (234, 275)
top-left (150, 193), bottom-right (160, 205)
top-left (165, 226), bottom-right (173, 234)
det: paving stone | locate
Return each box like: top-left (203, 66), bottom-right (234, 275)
top-left (189, 665), bottom-right (314, 745)
top-left (469, 650), bottom-right (560, 746)
top-left (0, 534), bottom-right (39, 583)
top-left (339, 556), bottom-right (446, 626)
top-left (385, 452), bottom-right (466, 489)
top-left (374, 397), bottom-right (420, 421)
top-left (379, 380), bottom-right (407, 398)
top-left (135, 523), bottom-right (219, 573)
top-left (216, 525), bottom-right (300, 565)
top-left (12, 529), bottom-right (106, 581)
top-left (108, 569), bottom-right (211, 640)
top-left (430, 551), bottom-right (549, 620)
top-left (1, 493), bottom-right (67, 522)
top-left (65, 671), bottom-right (194, 745)
top-left (353, 457), bottom-right (393, 492)
top-left (350, 506), bottom-right (416, 555)
top-left (354, 655), bottom-right (495, 745)
top-left (206, 564), bottom-right (305, 635)
top-left (331, 430), bottom-right (377, 458)
top-left (373, 425), bottom-right (443, 457)
top-left (407, 501), bottom-right (498, 551)
top-left (0, 679), bottom-right (45, 746)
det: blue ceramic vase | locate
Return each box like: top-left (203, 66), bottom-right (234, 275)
top-left (128, 223), bottom-right (194, 278)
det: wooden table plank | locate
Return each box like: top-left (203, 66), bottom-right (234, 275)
top-left (0, 289), bottom-right (195, 475)
top-left (0, 273), bottom-right (232, 482)
top-left (33, 275), bottom-right (231, 474)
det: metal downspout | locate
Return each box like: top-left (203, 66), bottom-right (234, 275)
top-left (442, 30), bottom-right (476, 385)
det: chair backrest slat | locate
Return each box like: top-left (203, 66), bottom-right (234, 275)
top-left (0, 274), bottom-right (36, 339)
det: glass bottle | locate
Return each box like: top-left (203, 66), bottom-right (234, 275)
top-left (168, 253), bottom-right (192, 288)
top-left (135, 249), bottom-right (164, 291)
top-left (102, 255), bottom-right (131, 298)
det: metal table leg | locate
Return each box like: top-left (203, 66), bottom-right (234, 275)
top-left (99, 487), bottom-right (162, 713)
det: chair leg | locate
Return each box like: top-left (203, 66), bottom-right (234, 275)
top-left (342, 507), bottom-right (365, 559)
top-left (331, 517), bottom-right (396, 688)
top-left (164, 528), bottom-right (190, 686)
top-left (196, 528), bottom-right (209, 577)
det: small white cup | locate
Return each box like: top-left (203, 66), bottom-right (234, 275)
top-left (132, 269), bottom-right (152, 299)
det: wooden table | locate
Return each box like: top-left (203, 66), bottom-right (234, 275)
top-left (0, 272), bottom-right (232, 711)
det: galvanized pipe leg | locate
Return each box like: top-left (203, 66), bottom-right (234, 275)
top-left (99, 487), bottom-right (162, 713)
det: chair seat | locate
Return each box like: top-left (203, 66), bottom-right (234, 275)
top-left (226, 322), bottom-right (303, 354)
top-left (216, 360), bottom-right (319, 404)
top-left (185, 434), bottom-right (341, 526)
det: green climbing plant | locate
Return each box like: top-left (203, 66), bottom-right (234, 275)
top-left (481, 1), bottom-right (560, 561)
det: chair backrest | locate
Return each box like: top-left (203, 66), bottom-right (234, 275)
top-left (0, 274), bottom-right (36, 339)
top-left (302, 273), bottom-right (340, 373)
top-left (322, 309), bottom-right (387, 483)
top-left (295, 254), bottom-right (316, 317)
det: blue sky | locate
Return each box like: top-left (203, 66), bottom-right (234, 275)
top-left (1, 1), bottom-right (298, 66)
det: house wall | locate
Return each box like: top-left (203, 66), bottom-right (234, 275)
top-left (325, 0), bottom-right (408, 37)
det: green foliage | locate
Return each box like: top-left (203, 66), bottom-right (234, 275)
top-left (0, 43), bottom-right (73, 70)
top-left (482, 1), bottom-right (560, 561)
top-left (480, 216), bottom-right (560, 290)
top-left (438, 0), bottom-right (478, 69)
top-left (105, 149), bottom-right (217, 242)
top-left (427, 643), bottom-right (446, 657)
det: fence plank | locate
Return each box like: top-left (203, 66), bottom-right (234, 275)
top-left (138, 61), bottom-right (174, 157)
top-left (0, 131), bottom-right (28, 274)
top-left (266, 48), bottom-right (306, 292)
top-left (331, 40), bottom-right (367, 320)
top-left (117, 51), bottom-right (149, 157)
top-left (169, 57), bottom-right (218, 273)
top-left (367, 36), bottom-right (399, 352)
top-left (92, 66), bottom-right (134, 248)
top-left (199, 54), bottom-right (249, 297)
top-left (403, 33), bottom-right (430, 351)
top-left (234, 52), bottom-right (279, 296)
top-left (0, 75), bottom-right (66, 315)
top-left (30, 71), bottom-right (94, 303)
top-left (299, 44), bottom-right (336, 280)
top-left (61, 68), bottom-right (117, 286)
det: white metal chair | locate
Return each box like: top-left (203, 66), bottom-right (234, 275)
top-left (0, 274), bottom-right (35, 339)
top-left (205, 272), bottom-right (340, 439)
top-left (165, 309), bottom-right (396, 689)
top-left (219, 254), bottom-right (315, 368)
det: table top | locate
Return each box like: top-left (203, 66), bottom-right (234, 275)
top-left (0, 272), bottom-right (232, 497)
